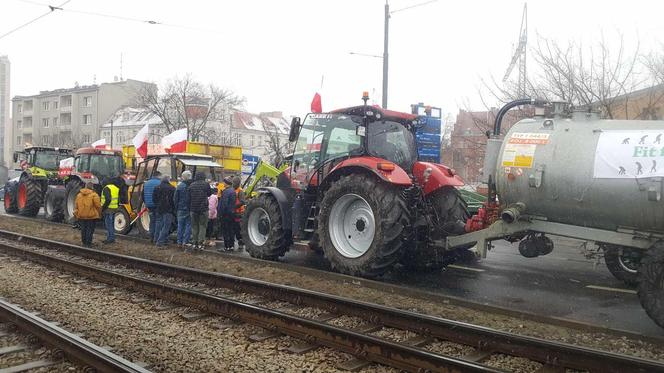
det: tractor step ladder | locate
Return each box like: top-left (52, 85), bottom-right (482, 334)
top-left (303, 203), bottom-right (318, 234)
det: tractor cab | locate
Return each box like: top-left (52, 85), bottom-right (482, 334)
top-left (70, 148), bottom-right (125, 185)
top-left (13, 147), bottom-right (72, 175)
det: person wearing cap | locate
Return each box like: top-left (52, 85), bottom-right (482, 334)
top-left (173, 170), bottom-right (193, 247)
top-left (153, 175), bottom-right (176, 247)
top-left (218, 176), bottom-right (236, 251)
top-left (188, 172), bottom-right (212, 250)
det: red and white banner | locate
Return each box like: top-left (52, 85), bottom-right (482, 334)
top-left (132, 124), bottom-right (149, 158)
top-left (58, 157), bottom-right (74, 178)
top-left (91, 138), bottom-right (107, 149)
top-left (162, 128), bottom-right (187, 153)
top-left (310, 92), bottom-right (322, 113)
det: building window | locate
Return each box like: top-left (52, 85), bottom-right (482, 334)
top-left (53, 101), bottom-right (58, 109)
top-left (16, 136), bottom-right (21, 145)
top-left (42, 118), bottom-right (49, 128)
top-left (83, 96), bottom-right (92, 107)
top-left (41, 135), bottom-right (49, 145)
top-left (82, 114), bottom-right (92, 125)
top-left (250, 135), bottom-right (255, 146)
top-left (42, 101), bottom-right (50, 111)
top-left (24, 117), bottom-right (32, 128)
top-left (17, 120), bottom-right (21, 128)
top-left (17, 104), bottom-right (22, 113)
top-left (82, 134), bottom-right (91, 143)
top-left (53, 117), bottom-right (58, 126)
top-left (24, 134), bottom-right (32, 144)
top-left (24, 100), bottom-right (33, 111)
top-left (61, 95), bottom-right (72, 107)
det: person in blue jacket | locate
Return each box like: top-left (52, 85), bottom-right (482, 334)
top-left (173, 170), bottom-right (192, 247)
top-left (142, 170), bottom-right (162, 242)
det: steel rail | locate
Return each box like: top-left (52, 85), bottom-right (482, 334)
top-left (0, 240), bottom-right (502, 373)
top-left (0, 298), bottom-right (150, 373)
top-left (0, 230), bottom-right (662, 373)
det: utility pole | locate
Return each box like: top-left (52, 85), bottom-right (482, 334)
top-left (382, 1), bottom-right (389, 109)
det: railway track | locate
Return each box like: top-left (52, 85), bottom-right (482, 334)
top-left (0, 296), bottom-right (149, 372)
top-left (0, 230), bottom-right (662, 372)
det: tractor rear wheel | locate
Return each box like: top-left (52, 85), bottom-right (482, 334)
top-left (242, 193), bottom-right (290, 260)
top-left (402, 187), bottom-right (472, 271)
top-left (4, 183), bottom-right (18, 214)
top-left (17, 176), bottom-right (43, 217)
top-left (604, 244), bottom-right (641, 287)
top-left (137, 202), bottom-right (151, 238)
top-left (44, 187), bottom-right (64, 222)
top-left (637, 242), bottom-right (664, 328)
top-left (319, 174), bottom-right (409, 278)
top-left (63, 180), bottom-right (82, 224)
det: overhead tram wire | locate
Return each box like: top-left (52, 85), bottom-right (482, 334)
top-left (10, 0), bottom-right (220, 34)
top-left (0, 0), bottom-right (71, 41)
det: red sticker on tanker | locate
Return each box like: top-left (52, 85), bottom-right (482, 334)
top-left (508, 132), bottom-right (550, 145)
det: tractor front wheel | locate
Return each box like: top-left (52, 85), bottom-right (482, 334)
top-left (114, 207), bottom-right (132, 235)
top-left (637, 242), bottom-right (664, 328)
top-left (17, 176), bottom-right (43, 217)
top-left (3, 183), bottom-right (18, 214)
top-left (319, 174), bottom-right (409, 278)
top-left (63, 180), bottom-right (82, 224)
top-left (44, 187), bottom-right (64, 222)
top-left (242, 193), bottom-right (290, 260)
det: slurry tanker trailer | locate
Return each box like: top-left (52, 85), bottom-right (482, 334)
top-left (446, 99), bottom-right (664, 328)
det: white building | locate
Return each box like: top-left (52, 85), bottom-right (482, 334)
top-left (0, 55), bottom-right (9, 167)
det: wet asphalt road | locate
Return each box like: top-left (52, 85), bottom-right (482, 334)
top-left (238, 237), bottom-right (664, 337)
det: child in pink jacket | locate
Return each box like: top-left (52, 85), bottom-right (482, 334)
top-left (206, 190), bottom-right (218, 240)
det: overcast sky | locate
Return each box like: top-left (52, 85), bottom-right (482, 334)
top-left (1, 0), bottom-right (663, 119)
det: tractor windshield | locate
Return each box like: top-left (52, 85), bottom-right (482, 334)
top-left (34, 151), bottom-right (69, 171)
top-left (84, 155), bottom-right (125, 179)
top-left (367, 120), bottom-right (418, 171)
top-left (293, 114), bottom-right (363, 172)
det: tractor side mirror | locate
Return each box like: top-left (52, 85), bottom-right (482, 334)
top-left (289, 117), bottom-right (302, 142)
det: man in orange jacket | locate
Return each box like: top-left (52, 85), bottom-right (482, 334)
top-left (74, 182), bottom-right (102, 247)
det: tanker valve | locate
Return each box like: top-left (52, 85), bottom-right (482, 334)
top-left (501, 202), bottom-right (526, 223)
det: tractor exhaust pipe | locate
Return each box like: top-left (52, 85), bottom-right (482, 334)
top-left (501, 202), bottom-right (526, 223)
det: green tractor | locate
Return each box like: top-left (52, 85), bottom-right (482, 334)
top-left (4, 147), bottom-right (73, 216)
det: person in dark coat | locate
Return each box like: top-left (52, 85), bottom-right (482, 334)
top-left (173, 170), bottom-right (193, 246)
top-left (143, 171), bottom-right (162, 242)
top-left (188, 172), bottom-right (212, 250)
top-left (218, 177), bottom-right (236, 251)
top-left (152, 175), bottom-right (176, 247)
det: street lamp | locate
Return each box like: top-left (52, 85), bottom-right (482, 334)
top-left (350, 0), bottom-right (438, 109)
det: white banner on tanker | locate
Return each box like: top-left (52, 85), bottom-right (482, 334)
top-left (593, 130), bottom-right (664, 178)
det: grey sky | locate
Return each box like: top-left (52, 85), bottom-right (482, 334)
top-left (1, 0), bottom-right (663, 118)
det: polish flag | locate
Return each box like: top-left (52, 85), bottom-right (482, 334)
top-left (310, 92), bottom-right (322, 113)
top-left (162, 128), bottom-right (188, 153)
top-left (91, 138), bottom-right (106, 149)
top-left (132, 123), bottom-right (149, 158)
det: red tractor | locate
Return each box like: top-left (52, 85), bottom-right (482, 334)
top-left (241, 94), bottom-right (471, 278)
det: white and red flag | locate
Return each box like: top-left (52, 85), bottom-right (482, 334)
top-left (91, 138), bottom-right (106, 149)
top-left (162, 128), bottom-right (188, 153)
top-left (132, 123), bottom-right (149, 158)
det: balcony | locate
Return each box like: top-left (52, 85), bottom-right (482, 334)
top-left (59, 105), bottom-right (71, 112)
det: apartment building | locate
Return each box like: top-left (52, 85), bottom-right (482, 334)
top-left (0, 55), bottom-right (9, 167)
top-left (10, 79), bottom-right (154, 156)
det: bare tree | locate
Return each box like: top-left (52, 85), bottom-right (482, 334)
top-left (263, 123), bottom-right (291, 166)
top-left (138, 74), bottom-right (244, 141)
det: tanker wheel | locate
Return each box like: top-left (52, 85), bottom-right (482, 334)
top-left (17, 177), bottom-right (43, 217)
top-left (114, 207), bottom-right (132, 235)
top-left (3, 184), bottom-right (18, 214)
top-left (242, 193), bottom-right (290, 260)
top-left (63, 180), bottom-right (82, 224)
top-left (44, 188), bottom-right (64, 222)
top-left (604, 245), bottom-right (642, 287)
top-left (319, 174), bottom-right (409, 278)
top-left (403, 186), bottom-right (472, 271)
top-left (637, 242), bottom-right (664, 328)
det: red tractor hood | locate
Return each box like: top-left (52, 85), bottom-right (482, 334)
top-left (413, 161), bottom-right (464, 195)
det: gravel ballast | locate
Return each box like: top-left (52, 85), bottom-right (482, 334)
top-left (0, 216), bottom-right (662, 362)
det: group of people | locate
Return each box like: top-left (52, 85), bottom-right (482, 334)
top-left (143, 171), bottom-right (245, 251)
top-left (73, 175), bottom-right (126, 247)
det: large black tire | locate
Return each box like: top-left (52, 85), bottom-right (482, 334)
top-left (603, 244), bottom-right (641, 287)
top-left (4, 183), bottom-right (18, 214)
top-left (637, 242), bottom-right (664, 328)
top-left (137, 202), bottom-right (151, 238)
top-left (17, 176), bottom-right (43, 217)
top-left (44, 187), bottom-right (64, 222)
top-left (318, 174), bottom-right (409, 278)
top-left (114, 206), bottom-right (133, 235)
top-left (402, 187), bottom-right (472, 271)
top-left (63, 180), bottom-right (82, 224)
top-left (242, 193), bottom-right (290, 260)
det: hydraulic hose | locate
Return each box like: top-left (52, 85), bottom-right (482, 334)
top-left (493, 98), bottom-right (549, 136)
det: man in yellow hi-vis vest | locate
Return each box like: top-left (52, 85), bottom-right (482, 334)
top-left (101, 176), bottom-right (121, 244)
